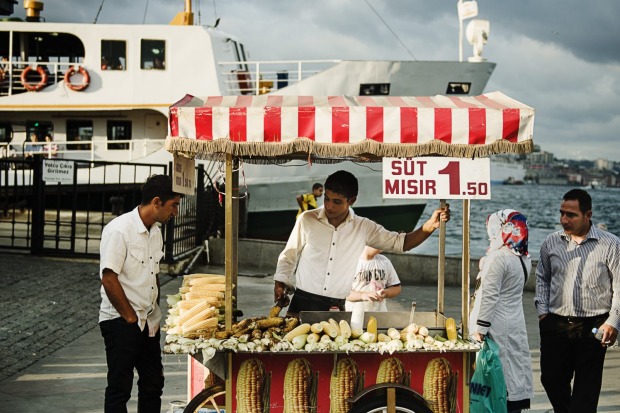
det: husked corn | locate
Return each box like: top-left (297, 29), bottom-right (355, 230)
top-left (255, 317), bottom-right (285, 329)
top-left (423, 357), bottom-right (454, 413)
top-left (284, 358), bottom-right (313, 413)
top-left (376, 357), bottom-right (405, 384)
top-left (236, 358), bottom-right (266, 413)
top-left (181, 306), bottom-right (217, 329)
top-left (182, 317), bottom-right (218, 334)
top-left (189, 276), bottom-right (226, 286)
top-left (177, 301), bottom-right (213, 326)
top-left (189, 283), bottom-right (226, 292)
top-left (330, 358), bottom-right (361, 413)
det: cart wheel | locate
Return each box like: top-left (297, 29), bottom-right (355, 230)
top-left (183, 383), bottom-right (226, 413)
top-left (348, 395), bottom-right (433, 413)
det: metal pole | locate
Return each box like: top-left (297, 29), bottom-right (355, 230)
top-left (461, 198), bottom-right (471, 337)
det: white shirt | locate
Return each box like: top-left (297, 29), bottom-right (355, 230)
top-left (274, 207), bottom-right (406, 299)
top-left (99, 207), bottom-right (164, 336)
top-left (345, 254), bottom-right (401, 312)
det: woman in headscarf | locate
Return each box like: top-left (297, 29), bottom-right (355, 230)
top-left (469, 209), bottom-right (534, 413)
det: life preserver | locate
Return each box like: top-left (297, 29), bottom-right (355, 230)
top-left (0, 67), bottom-right (5, 82)
top-left (20, 66), bottom-right (48, 92)
top-left (64, 66), bottom-right (90, 92)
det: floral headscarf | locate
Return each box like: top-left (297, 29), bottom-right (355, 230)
top-left (485, 209), bottom-right (529, 256)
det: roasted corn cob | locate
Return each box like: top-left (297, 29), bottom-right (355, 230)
top-left (283, 358), bottom-right (313, 413)
top-left (236, 358), bottom-right (266, 413)
top-left (376, 357), bottom-right (405, 384)
top-left (423, 357), bottom-right (456, 413)
top-left (330, 358), bottom-right (362, 413)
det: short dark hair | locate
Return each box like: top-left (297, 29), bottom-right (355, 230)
top-left (325, 170), bottom-right (358, 199)
top-left (563, 188), bottom-right (592, 213)
top-left (312, 182), bottom-right (323, 191)
top-left (141, 175), bottom-right (181, 205)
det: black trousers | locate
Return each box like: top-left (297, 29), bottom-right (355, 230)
top-left (287, 288), bottom-right (345, 315)
top-left (539, 313), bottom-right (607, 413)
top-left (100, 317), bottom-right (164, 413)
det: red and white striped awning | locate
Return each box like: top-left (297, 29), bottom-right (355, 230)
top-left (166, 91), bottom-right (534, 160)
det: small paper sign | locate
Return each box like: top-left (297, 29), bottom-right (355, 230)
top-left (172, 153), bottom-right (195, 195)
top-left (458, 0), bottom-right (479, 20)
top-left (43, 159), bottom-right (74, 184)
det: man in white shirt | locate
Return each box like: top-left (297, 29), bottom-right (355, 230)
top-left (99, 174), bottom-right (182, 413)
top-left (274, 170), bottom-right (449, 316)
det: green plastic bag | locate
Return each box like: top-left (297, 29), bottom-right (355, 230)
top-left (470, 337), bottom-right (507, 413)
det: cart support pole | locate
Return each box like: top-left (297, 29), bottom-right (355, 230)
top-left (224, 153), bottom-right (239, 411)
top-left (461, 199), bottom-right (470, 337)
top-left (437, 199), bottom-right (447, 319)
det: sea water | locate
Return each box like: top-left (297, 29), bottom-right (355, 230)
top-left (411, 184), bottom-right (620, 259)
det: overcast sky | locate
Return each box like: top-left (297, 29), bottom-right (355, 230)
top-left (12, 0), bottom-right (620, 162)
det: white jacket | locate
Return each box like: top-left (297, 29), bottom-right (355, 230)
top-left (469, 247), bottom-right (534, 402)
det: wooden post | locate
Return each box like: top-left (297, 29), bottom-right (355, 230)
top-left (437, 199), bottom-right (447, 320)
top-left (461, 199), bottom-right (470, 337)
top-left (224, 153), bottom-right (239, 411)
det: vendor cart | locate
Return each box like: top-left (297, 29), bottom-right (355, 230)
top-left (165, 92), bottom-right (535, 413)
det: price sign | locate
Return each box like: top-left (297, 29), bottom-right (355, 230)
top-left (382, 157), bottom-right (491, 200)
top-left (172, 153), bottom-right (195, 195)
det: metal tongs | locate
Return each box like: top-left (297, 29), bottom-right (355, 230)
top-left (408, 301), bottom-right (417, 325)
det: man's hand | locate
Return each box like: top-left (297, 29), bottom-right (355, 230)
top-left (422, 204), bottom-right (451, 232)
top-left (599, 323), bottom-right (618, 347)
top-left (472, 332), bottom-right (485, 342)
top-left (274, 281), bottom-right (291, 307)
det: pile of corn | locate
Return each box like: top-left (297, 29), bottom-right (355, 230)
top-left (164, 312), bottom-right (479, 358)
top-left (163, 274), bottom-right (226, 338)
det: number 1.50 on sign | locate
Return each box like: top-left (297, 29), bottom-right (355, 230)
top-left (382, 157), bottom-right (491, 200)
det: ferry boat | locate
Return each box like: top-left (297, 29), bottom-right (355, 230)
top-left (0, 0), bottom-right (496, 239)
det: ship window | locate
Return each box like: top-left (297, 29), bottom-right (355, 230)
top-left (101, 40), bottom-right (126, 71)
top-left (107, 121), bottom-right (131, 150)
top-left (359, 83), bottom-right (390, 96)
top-left (25, 121), bottom-right (53, 144)
top-left (66, 120), bottom-right (93, 151)
top-left (140, 39), bottom-right (165, 70)
top-left (446, 82), bottom-right (471, 95)
top-left (0, 122), bottom-right (13, 143)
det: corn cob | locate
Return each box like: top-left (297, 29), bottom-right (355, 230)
top-left (423, 357), bottom-right (455, 413)
top-left (445, 318), bottom-right (457, 342)
top-left (189, 283), bottom-right (226, 292)
top-left (182, 317), bottom-right (218, 334)
top-left (180, 306), bottom-right (218, 329)
top-left (310, 323), bottom-right (323, 334)
top-left (189, 276), bottom-right (226, 286)
top-left (283, 317), bottom-right (300, 333)
top-left (236, 358), bottom-right (266, 413)
top-left (254, 317), bottom-right (285, 329)
top-left (269, 305), bottom-right (282, 318)
top-left (232, 318), bottom-right (253, 333)
top-left (177, 301), bottom-right (214, 326)
top-left (328, 318), bottom-right (341, 336)
top-left (320, 321), bottom-right (338, 338)
top-left (184, 294), bottom-right (223, 305)
top-left (283, 323), bottom-right (311, 342)
top-left (376, 357), bottom-right (405, 384)
top-left (339, 319), bottom-right (352, 339)
top-left (283, 358), bottom-right (313, 413)
top-left (366, 316), bottom-right (378, 342)
top-left (330, 358), bottom-right (362, 413)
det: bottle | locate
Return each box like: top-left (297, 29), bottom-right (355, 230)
top-left (592, 327), bottom-right (604, 341)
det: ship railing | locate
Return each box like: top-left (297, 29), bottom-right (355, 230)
top-left (0, 139), bottom-right (167, 163)
top-left (0, 60), bottom-right (87, 96)
top-left (218, 59), bottom-right (341, 95)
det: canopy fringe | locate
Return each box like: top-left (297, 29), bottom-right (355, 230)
top-left (165, 137), bottom-right (533, 162)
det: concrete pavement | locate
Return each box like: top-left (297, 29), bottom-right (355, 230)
top-left (0, 252), bottom-right (618, 412)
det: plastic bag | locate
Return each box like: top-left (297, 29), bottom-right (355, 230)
top-left (470, 337), bottom-right (507, 413)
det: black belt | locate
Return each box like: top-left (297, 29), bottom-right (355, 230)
top-left (549, 313), bottom-right (608, 323)
top-left (294, 288), bottom-right (345, 307)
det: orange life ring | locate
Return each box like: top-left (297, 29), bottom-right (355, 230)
top-left (64, 66), bottom-right (90, 92)
top-left (20, 66), bottom-right (48, 92)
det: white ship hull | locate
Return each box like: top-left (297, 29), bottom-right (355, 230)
top-left (490, 159), bottom-right (526, 184)
top-left (0, 2), bottom-right (496, 238)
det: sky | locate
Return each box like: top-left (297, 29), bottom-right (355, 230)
top-left (10, 0), bottom-right (620, 162)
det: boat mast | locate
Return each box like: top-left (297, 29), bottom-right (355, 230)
top-left (170, 0), bottom-right (193, 26)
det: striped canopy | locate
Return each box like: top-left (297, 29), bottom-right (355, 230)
top-left (166, 91), bottom-right (535, 161)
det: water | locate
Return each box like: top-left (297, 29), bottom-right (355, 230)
top-left (411, 185), bottom-right (620, 259)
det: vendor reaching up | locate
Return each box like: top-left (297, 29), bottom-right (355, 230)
top-left (274, 170), bottom-right (450, 317)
